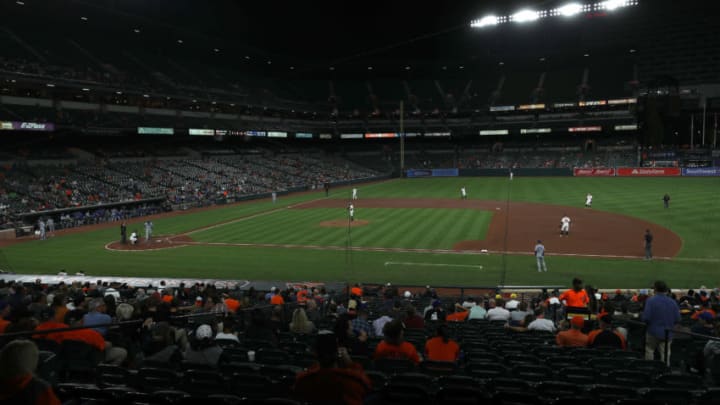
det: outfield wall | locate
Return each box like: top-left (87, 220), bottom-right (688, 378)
top-left (406, 168), bottom-right (573, 177)
top-left (405, 167), bottom-right (720, 177)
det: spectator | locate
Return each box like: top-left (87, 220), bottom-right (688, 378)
top-left (690, 312), bottom-right (716, 336)
top-left (505, 293), bottom-right (520, 310)
top-left (642, 281), bottom-right (681, 365)
top-left (556, 316), bottom-right (589, 347)
top-left (293, 330), bottom-right (372, 405)
top-left (403, 306), bottom-right (425, 329)
top-left (509, 301), bottom-right (530, 326)
top-left (424, 324), bottom-right (460, 362)
top-left (373, 320), bottom-right (420, 365)
top-left (468, 298), bottom-right (487, 320)
top-left (559, 278), bottom-right (590, 313)
top-left (215, 321), bottom-right (240, 343)
top-left (446, 303), bottom-right (469, 322)
top-left (526, 308), bottom-right (557, 332)
top-left (351, 309), bottom-right (374, 337)
top-left (588, 315), bottom-right (627, 350)
top-left (372, 314), bottom-right (393, 337)
top-left (336, 314), bottom-right (369, 357)
top-left (0, 340), bottom-right (61, 405)
top-left (487, 298), bottom-right (511, 321)
top-left (424, 300), bottom-right (446, 322)
top-left (184, 324), bottom-right (222, 367)
top-left (83, 298), bottom-right (112, 336)
top-left (62, 310), bottom-right (127, 366)
top-left (289, 308), bottom-right (316, 335)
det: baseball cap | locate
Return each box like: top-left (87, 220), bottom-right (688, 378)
top-left (615, 289), bottom-right (622, 294)
top-left (510, 293), bottom-right (517, 299)
top-left (699, 312), bottom-right (715, 321)
top-left (404, 291), bottom-right (412, 298)
top-left (196, 324), bottom-right (213, 339)
top-left (195, 296), bottom-right (203, 302)
top-left (570, 316), bottom-right (585, 328)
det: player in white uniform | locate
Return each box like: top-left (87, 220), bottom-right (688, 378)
top-left (460, 187), bottom-right (467, 200)
top-left (509, 169), bottom-right (514, 181)
top-left (348, 203), bottom-right (355, 221)
top-left (352, 188), bottom-right (358, 200)
top-left (585, 193), bottom-right (593, 208)
top-left (560, 214), bottom-right (571, 237)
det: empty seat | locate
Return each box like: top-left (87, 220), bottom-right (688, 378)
top-left (605, 370), bottom-right (654, 386)
top-left (182, 369), bottom-right (226, 395)
top-left (136, 367), bottom-right (180, 392)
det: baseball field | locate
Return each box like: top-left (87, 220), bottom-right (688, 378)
top-left (1, 176), bottom-right (719, 289)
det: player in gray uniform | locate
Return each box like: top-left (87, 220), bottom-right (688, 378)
top-left (534, 240), bottom-right (547, 272)
top-left (47, 218), bottom-right (55, 235)
top-left (560, 214), bottom-right (571, 237)
top-left (348, 203), bottom-right (355, 221)
top-left (38, 219), bottom-right (46, 240)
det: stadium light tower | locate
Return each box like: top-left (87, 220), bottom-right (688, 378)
top-left (471, 15), bottom-right (499, 28)
top-left (511, 9), bottom-right (540, 23)
top-left (557, 3), bottom-right (583, 17)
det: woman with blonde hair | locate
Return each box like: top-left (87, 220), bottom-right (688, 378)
top-left (290, 308), bottom-right (316, 335)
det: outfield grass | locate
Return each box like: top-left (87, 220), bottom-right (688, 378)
top-left (2, 177), bottom-right (719, 288)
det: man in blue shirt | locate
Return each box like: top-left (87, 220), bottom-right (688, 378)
top-left (641, 280), bottom-right (681, 365)
top-left (83, 298), bottom-right (112, 336)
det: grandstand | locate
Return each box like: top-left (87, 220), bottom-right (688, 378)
top-left (1, 0), bottom-right (719, 404)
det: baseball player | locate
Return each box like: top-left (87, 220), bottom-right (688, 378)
top-left (47, 218), bottom-right (55, 235)
top-left (509, 169), bottom-right (514, 181)
top-left (585, 192), bottom-right (593, 208)
top-left (38, 219), bottom-right (46, 240)
top-left (348, 203), bottom-right (355, 221)
top-left (534, 240), bottom-right (547, 272)
top-left (560, 214), bottom-right (571, 237)
top-left (460, 187), bottom-right (467, 200)
top-left (352, 188), bottom-right (358, 200)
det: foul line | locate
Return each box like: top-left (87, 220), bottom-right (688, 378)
top-left (385, 261), bottom-right (483, 269)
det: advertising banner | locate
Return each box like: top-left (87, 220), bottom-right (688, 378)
top-left (616, 167), bottom-right (681, 177)
top-left (189, 128), bottom-right (214, 136)
top-left (138, 127), bottom-right (174, 135)
top-left (406, 168), bottom-right (459, 178)
top-left (573, 168), bottom-right (616, 177)
top-left (0, 121), bottom-right (55, 131)
top-left (682, 167), bottom-right (720, 177)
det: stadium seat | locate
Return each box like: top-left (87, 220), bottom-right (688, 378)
top-left (605, 370), bottom-right (654, 387)
top-left (182, 369), bottom-right (226, 395)
top-left (435, 386), bottom-right (488, 404)
top-left (653, 372), bottom-right (705, 389)
top-left (629, 359), bottom-right (670, 376)
top-left (465, 361), bottom-right (508, 379)
top-left (641, 387), bottom-right (703, 404)
top-left (365, 370), bottom-right (389, 392)
top-left (374, 358), bottom-right (417, 373)
top-left (58, 340), bottom-right (104, 379)
top-left (585, 384), bottom-right (639, 401)
top-left (136, 367), bottom-right (180, 392)
top-left (97, 363), bottom-right (134, 387)
top-left (256, 348), bottom-right (291, 364)
top-left (382, 381), bottom-right (433, 405)
top-left (420, 360), bottom-right (458, 376)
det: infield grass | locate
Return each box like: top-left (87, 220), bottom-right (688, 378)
top-left (2, 177), bottom-right (719, 288)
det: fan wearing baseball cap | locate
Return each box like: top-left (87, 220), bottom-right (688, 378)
top-left (555, 316), bottom-right (589, 347)
top-left (588, 315), bottom-right (627, 350)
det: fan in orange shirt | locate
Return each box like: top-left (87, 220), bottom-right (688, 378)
top-left (373, 320), bottom-right (420, 365)
top-left (556, 316), bottom-right (589, 347)
top-left (559, 278), bottom-right (590, 310)
top-left (424, 324), bottom-right (460, 362)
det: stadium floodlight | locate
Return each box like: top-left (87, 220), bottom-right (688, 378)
top-left (558, 3), bottom-right (583, 16)
top-left (471, 15), bottom-right (499, 28)
top-left (599, 0), bottom-right (630, 10)
top-left (512, 9), bottom-right (540, 23)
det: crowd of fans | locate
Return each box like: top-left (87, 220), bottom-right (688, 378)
top-left (0, 276), bottom-right (718, 403)
top-left (0, 151), bottom-right (381, 231)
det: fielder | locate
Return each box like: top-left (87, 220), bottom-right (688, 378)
top-left (585, 192), bottom-right (593, 208)
top-left (352, 188), bottom-right (358, 200)
top-left (348, 203), bottom-right (355, 222)
top-left (560, 214), bottom-right (571, 237)
top-left (534, 240), bottom-right (547, 272)
top-left (38, 219), bottom-right (46, 240)
top-left (509, 169), bottom-right (514, 181)
top-left (460, 187), bottom-right (467, 200)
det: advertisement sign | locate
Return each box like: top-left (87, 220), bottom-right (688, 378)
top-left (340, 133), bottom-right (363, 139)
top-left (318, 133), bottom-right (333, 140)
top-left (0, 121), bottom-right (55, 132)
top-left (138, 127), bottom-right (174, 135)
top-left (682, 167), bottom-right (720, 176)
top-left (489, 105), bottom-right (515, 112)
top-left (552, 102), bottom-right (576, 108)
top-left (479, 129), bottom-right (509, 136)
top-left (267, 131), bottom-right (288, 138)
top-left (424, 132), bottom-right (451, 137)
top-left (295, 132), bottom-right (313, 139)
top-left (574, 168), bottom-right (616, 177)
top-left (402, 132), bottom-right (420, 137)
top-left (614, 124), bottom-right (638, 131)
top-left (607, 98), bottom-right (637, 105)
top-left (189, 128), bottom-right (214, 136)
top-left (518, 103), bottom-right (545, 110)
top-left (214, 129), bottom-right (228, 136)
top-left (246, 130), bottom-right (267, 137)
top-left (227, 130), bottom-right (246, 136)
top-left (520, 128), bottom-right (552, 134)
top-left (364, 133), bottom-right (398, 139)
top-left (569, 126), bottom-right (602, 132)
top-left (578, 100), bottom-right (607, 107)
top-left (616, 167), bottom-right (681, 177)
top-left (406, 168), bottom-right (459, 178)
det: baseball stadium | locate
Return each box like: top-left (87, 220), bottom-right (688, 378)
top-left (1, 0), bottom-right (720, 403)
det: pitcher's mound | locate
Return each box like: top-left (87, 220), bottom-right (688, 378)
top-left (319, 219), bottom-right (369, 228)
